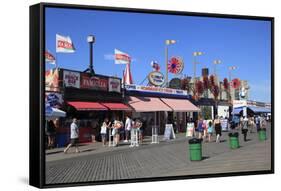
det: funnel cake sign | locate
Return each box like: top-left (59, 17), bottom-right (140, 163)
top-left (80, 74), bottom-right (108, 91)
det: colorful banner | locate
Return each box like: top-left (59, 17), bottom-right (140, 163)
top-left (56, 34), bottom-right (75, 53)
top-left (125, 84), bottom-right (188, 96)
top-left (80, 74), bottom-right (108, 91)
top-left (114, 49), bottom-right (131, 64)
top-left (45, 51), bottom-right (56, 64)
top-left (108, 78), bottom-right (121, 93)
top-left (45, 92), bottom-right (63, 107)
top-left (45, 68), bottom-right (60, 91)
top-left (63, 70), bottom-right (80, 88)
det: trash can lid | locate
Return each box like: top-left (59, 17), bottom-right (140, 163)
top-left (188, 138), bottom-right (202, 144)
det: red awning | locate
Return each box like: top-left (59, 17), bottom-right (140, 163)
top-left (67, 101), bottom-right (108, 111)
top-left (160, 98), bottom-right (200, 112)
top-left (101, 102), bottom-right (132, 111)
top-left (127, 96), bottom-right (172, 112)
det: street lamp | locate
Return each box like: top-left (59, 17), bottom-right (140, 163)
top-left (165, 40), bottom-right (176, 87)
top-left (228, 66), bottom-right (237, 101)
top-left (213, 60), bottom-right (222, 76)
top-left (84, 35), bottom-right (95, 75)
top-left (192, 51), bottom-right (203, 92)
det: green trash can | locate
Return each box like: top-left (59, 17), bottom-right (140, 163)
top-left (228, 132), bottom-right (239, 149)
top-left (188, 138), bottom-right (202, 161)
top-left (258, 129), bottom-right (266, 141)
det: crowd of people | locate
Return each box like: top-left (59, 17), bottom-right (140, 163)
top-left (190, 114), bottom-right (268, 143)
top-left (59, 115), bottom-right (144, 154)
top-left (45, 113), bottom-right (269, 153)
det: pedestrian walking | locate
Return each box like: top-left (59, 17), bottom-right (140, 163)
top-left (129, 118), bottom-right (139, 147)
top-left (241, 116), bottom-right (249, 141)
top-left (197, 117), bottom-right (204, 139)
top-left (255, 115), bottom-right (261, 131)
top-left (100, 118), bottom-right (111, 146)
top-left (214, 115), bottom-right (222, 143)
top-left (207, 120), bottom-right (214, 142)
top-left (64, 118), bottom-right (80, 153)
top-left (113, 119), bottom-right (123, 147)
top-left (202, 118), bottom-right (208, 140)
top-left (124, 115), bottom-right (132, 143)
top-left (136, 119), bottom-right (144, 143)
top-left (46, 120), bottom-right (56, 149)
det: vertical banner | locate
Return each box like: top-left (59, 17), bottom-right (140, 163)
top-left (45, 68), bottom-right (60, 92)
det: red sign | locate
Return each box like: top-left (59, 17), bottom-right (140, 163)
top-left (80, 74), bottom-right (108, 91)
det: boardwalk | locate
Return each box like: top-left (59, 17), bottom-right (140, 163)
top-left (46, 124), bottom-right (272, 184)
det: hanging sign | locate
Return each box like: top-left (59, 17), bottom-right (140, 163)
top-left (63, 70), bottom-right (80, 88)
top-left (45, 92), bottom-right (63, 107)
top-left (108, 78), bottom-right (121, 93)
top-left (148, 71), bottom-right (165, 86)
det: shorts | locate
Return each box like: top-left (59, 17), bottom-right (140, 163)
top-left (70, 138), bottom-right (79, 145)
top-left (101, 133), bottom-right (106, 139)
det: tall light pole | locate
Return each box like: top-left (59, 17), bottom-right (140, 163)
top-left (165, 40), bottom-right (176, 87)
top-left (228, 66), bottom-right (237, 101)
top-left (192, 51), bottom-right (203, 93)
top-left (213, 59), bottom-right (222, 84)
top-left (84, 35), bottom-right (95, 75)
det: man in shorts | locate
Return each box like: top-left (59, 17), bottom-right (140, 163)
top-left (64, 118), bottom-right (80, 153)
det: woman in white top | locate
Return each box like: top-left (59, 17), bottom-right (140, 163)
top-left (100, 118), bottom-right (111, 146)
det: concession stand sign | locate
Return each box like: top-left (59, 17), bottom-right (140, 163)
top-left (63, 70), bottom-right (80, 88)
top-left (108, 78), bottom-right (121, 93)
top-left (125, 84), bottom-right (188, 96)
top-left (148, 71), bottom-right (165, 86)
top-left (80, 74), bottom-right (108, 91)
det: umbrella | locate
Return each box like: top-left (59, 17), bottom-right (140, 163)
top-left (45, 106), bottom-right (66, 120)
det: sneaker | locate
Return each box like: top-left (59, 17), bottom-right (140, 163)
top-left (124, 140), bottom-right (128, 143)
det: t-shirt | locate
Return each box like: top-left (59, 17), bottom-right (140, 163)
top-left (100, 122), bottom-right (107, 134)
top-left (125, 118), bottom-right (132, 131)
top-left (242, 119), bottom-right (248, 130)
top-left (70, 122), bottom-right (79, 139)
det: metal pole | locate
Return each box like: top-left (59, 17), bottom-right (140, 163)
top-left (193, 55), bottom-right (197, 95)
top-left (89, 42), bottom-right (94, 74)
top-left (165, 46), bottom-right (169, 87)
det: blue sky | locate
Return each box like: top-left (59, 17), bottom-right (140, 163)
top-left (45, 7), bottom-right (271, 102)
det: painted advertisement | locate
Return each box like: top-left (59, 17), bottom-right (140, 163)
top-left (148, 71), bottom-right (165, 86)
top-left (125, 84), bottom-right (188, 96)
top-left (45, 92), bottom-right (63, 108)
top-left (80, 74), bottom-right (108, 91)
top-left (108, 78), bottom-right (121, 93)
top-left (63, 70), bottom-right (80, 88)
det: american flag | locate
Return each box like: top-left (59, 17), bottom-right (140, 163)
top-left (168, 57), bottom-right (184, 74)
top-left (151, 61), bottom-right (160, 71)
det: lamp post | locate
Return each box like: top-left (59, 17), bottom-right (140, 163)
top-left (213, 59), bottom-right (222, 84)
top-left (192, 51), bottom-right (203, 95)
top-left (228, 66), bottom-right (237, 101)
top-left (165, 40), bottom-right (176, 87)
top-left (84, 35), bottom-right (95, 75)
